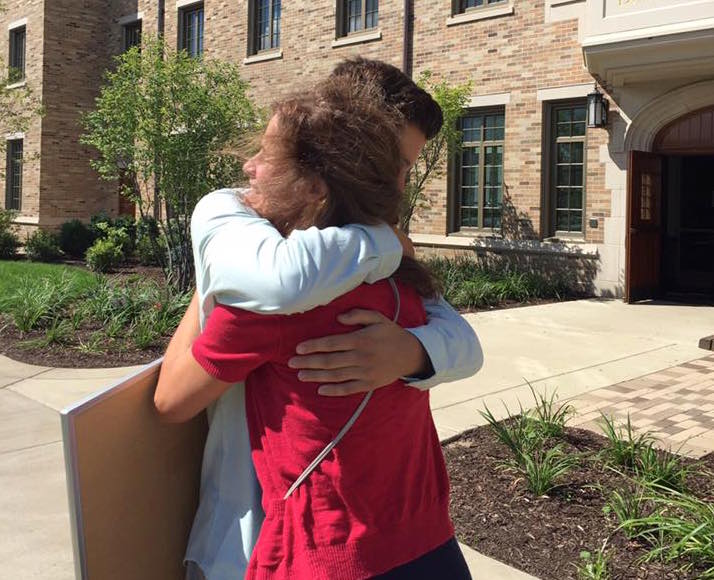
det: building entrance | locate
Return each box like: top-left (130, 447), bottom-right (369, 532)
top-left (626, 106), bottom-right (714, 303)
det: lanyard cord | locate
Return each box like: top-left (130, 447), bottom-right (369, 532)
top-left (283, 278), bottom-right (401, 500)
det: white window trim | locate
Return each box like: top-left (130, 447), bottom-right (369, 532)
top-left (244, 49), bottom-right (283, 65)
top-left (537, 83), bottom-right (593, 101)
top-left (332, 29), bottom-right (382, 48)
top-left (8, 17), bottom-right (28, 30)
top-left (12, 215), bottom-right (39, 225)
top-left (467, 92), bottom-right (511, 108)
top-left (447, 1), bottom-right (514, 26)
top-left (176, 0), bottom-right (202, 8)
top-left (5, 81), bottom-right (27, 90)
top-left (6, 132), bottom-right (25, 140)
top-left (118, 12), bottom-right (144, 26)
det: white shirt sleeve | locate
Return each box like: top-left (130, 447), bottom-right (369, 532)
top-left (191, 189), bottom-right (403, 315)
top-left (404, 297), bottom-right (483, 390)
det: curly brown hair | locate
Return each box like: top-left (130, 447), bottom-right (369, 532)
top-left (248, 75), bottom-right (439, 298)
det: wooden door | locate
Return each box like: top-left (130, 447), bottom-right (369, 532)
top-left (626, 151), bottom-right (664, 303)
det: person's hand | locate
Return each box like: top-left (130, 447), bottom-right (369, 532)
top-left (288, 309), bottom-right (433, 396)
top-left (392, 226), bottom-right (415, 258)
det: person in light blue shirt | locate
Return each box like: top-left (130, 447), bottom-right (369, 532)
top-left (183, 58), bottom-right (483, 580)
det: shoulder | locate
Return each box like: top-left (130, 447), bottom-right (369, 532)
top-left (193, 188), bottom-right (250, 220)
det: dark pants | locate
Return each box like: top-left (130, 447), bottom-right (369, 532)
top-left (372, 537), bottom-right (472, 580)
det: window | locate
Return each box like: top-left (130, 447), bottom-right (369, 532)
top-left (549, 103), bottom-right (586, 235)
top-left (454, 110), bottom-right (504, 230)
top-left (124, 20), bottom-right (142, 52)
top-left (250, 0), bottom-right (281, 54)
top-left (179, 4), bottom-right (204, 58)
top-left (454, 0), bottom-right (506, 14)
top-left (9, 26), bottom-right (26, 84)
top-left (5, 140), bottom-right (23, 211)
top-left (339, 0), bottom-right (378, 36)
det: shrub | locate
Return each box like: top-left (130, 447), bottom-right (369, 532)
top-left (59, 219), bottom-right (96, 258)
top-left (86, 238), bottom-right (124, 273)
top-left (25, 229), bottom-right (63, 262)
top-left (529, 384), bottom-right (574, 439)
top-left (90, 213), bottom-right (134, 256)
top-left (0, 209), bottom-right (21, 259)
top-left (113, 215), bottom-right (137, 255)
top-left (3, 274), bottom-right (76, 332)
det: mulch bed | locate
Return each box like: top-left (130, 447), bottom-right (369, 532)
top-left (0, 262), bottom-right (168, 369)
top-left (444, 425), bottom-right (714, 580)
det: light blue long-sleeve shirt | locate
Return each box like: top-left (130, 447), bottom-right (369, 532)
top-left (185, 189), bottom-right (482, 579)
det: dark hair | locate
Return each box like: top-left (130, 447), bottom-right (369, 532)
top-left (331, 57), bottom-right (443, 140)
top-left (255, 76), bottom-right (439, 298)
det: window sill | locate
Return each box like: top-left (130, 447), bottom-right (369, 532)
top-left (6, 80), bottom-right (27, 90)
top-left (12, 215), bottom-right (38, 225)
top-left (243, 50), bottom-right (283, 65)
top-left (447, 2), bottom-right (514, 26)
top-left (331, 29), bottom-right (382, 48)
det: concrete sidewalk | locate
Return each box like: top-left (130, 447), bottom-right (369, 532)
top-left (1, 298), bottom-right (713, 579)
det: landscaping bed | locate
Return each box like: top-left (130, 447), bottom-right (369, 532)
top-left (444, 413), bottom-right (714, 580)
top-left (0, 260), bottom-right (185, 368)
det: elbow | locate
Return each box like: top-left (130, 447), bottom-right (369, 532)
top-left (153, 379), bottom-right (191, 424)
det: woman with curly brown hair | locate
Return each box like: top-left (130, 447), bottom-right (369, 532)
top-left (155, 75), bottom-right (471, 579)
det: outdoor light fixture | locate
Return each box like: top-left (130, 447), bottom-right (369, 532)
top-left (587, 85), bottom-right (609, 128)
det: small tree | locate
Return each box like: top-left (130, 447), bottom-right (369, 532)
top-left (400, 72), bottom-right (472, 233)
top-left (82, 37), bottom-right (258, 291)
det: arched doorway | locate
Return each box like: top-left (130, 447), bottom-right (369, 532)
top-left (626, 106), bottom-right (714, 302)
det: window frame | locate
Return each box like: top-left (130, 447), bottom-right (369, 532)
top-left (178, 3), bottom-right (204, 59)
top-left (543, 99), bottom-right (588, 239)
top-left (450, 107), bottom-right (506, 233)
top-left (336, 0), bottom-right (379, 38)
top-left (452, 0), bottom-right (506, 15)
top-left (248, 0), bottom-right (281, 56)
top-left (5, 139), bottom-right (23, 211)
top-left (123, 20), bottom-right (142, 52)
top-left (8, 25), bottom-right (26, 84)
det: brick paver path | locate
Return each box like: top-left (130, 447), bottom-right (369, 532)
top-left (569, 354), bottom-right (714, 458)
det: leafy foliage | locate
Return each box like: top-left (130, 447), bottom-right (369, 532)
top-left (598, 413), bottom-right (655, 469)
top-left (576, 545), bottom-right (611, 580)
top-left (25, 229), bottom-right (63, 262)
top-left (82, 37), bottom-right (258, 291)
top-left (427, 256), bottom-right (571, 309)
top-left (85, 223), bottom-right (129, 272)
top-left (59, 219), bottom-right (97, 258)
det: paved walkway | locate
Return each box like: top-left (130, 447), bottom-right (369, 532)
top-left (1, 298), bottom-right (713, 579)
top-left (570, 353), bottom-right (714, 457)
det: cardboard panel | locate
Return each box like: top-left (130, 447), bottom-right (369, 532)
top-left (61, 360), bottom-right (208, 580)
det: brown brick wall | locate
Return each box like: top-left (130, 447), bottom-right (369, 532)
top-left (2, 0), bottom-right (613, 249)
top-left (0, 0), bottom-right (45, 221)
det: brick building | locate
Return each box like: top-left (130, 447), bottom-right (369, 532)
top-left (2, 0), bottom-right (713, 300)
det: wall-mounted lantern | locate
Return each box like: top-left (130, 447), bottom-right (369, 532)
top-left (587, 85), bottom-right (609, 128)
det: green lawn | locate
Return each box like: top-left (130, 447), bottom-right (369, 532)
top-left (0, 261), bottom-right (98, 313)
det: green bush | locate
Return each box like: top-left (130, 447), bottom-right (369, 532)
top-left (90, 213), bottom-right (135, 256)
top-left (25, 229), bottom-right (63, 262)
top-left (0, 209), bottom-right (21, 259)
top-left (86, 238), bottom-right (124, 273)
top-left (59, 220), bottom-right (96, 258)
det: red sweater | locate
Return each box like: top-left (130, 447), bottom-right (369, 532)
top-left (192, 280), bottom-right (453, 579)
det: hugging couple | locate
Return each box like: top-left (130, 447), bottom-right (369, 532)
top-left (154, 57), bottom-right (483, 580)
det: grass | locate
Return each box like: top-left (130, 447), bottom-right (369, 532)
top-left (598, 413), bottom-right (655, 469)
top-left (619, 486), bottom-right (714, 578)
top-left (0, 260), bottom-right (190, 353)
top-left (426, 256), bottom-right (574, 310)
top-left (0, 261), bottom-right (97, 309)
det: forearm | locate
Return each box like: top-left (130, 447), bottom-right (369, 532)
top-left (155, 291), bottom-right (230, 422)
